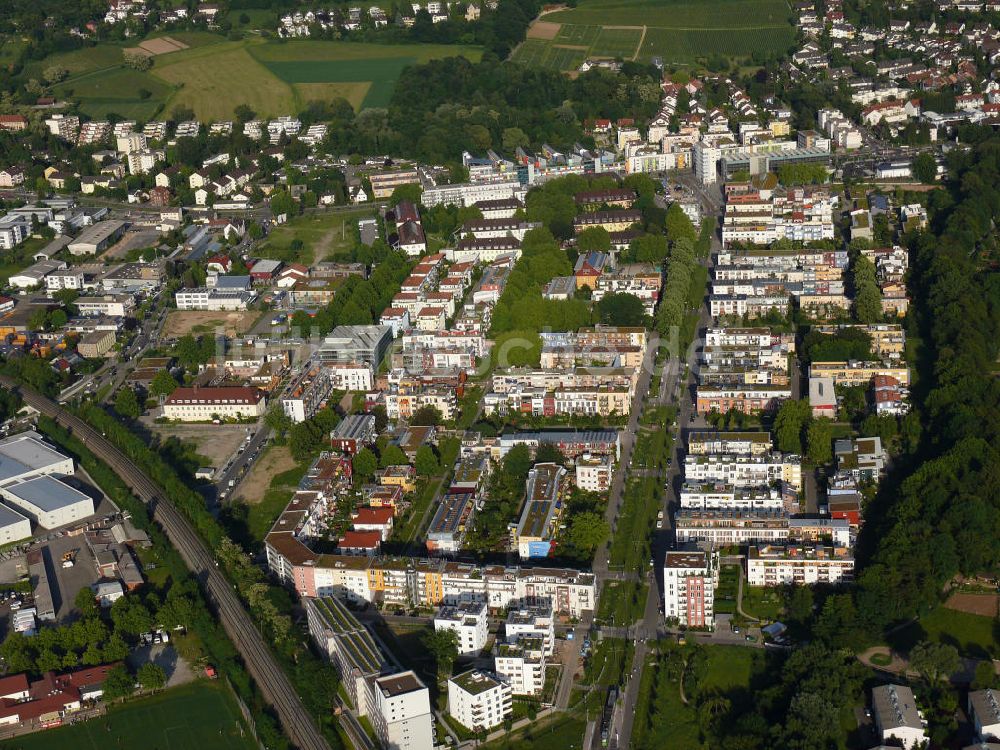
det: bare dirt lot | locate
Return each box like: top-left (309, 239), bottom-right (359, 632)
top-left (163, 310), bottom-right (260, 338)
top-left (236, 444), bottom-right (297, 504)
top-left (148, 423), bottom-right (250, 469)
top-left (944, 592), bottom-right (999, 617)
top-left (528, 21), bottom-right (562, 39)
top-left (139, 36), bottom-right (189, 55)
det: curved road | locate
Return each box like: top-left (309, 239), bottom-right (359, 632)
top-left (1, 377), bottom-right (331, 750)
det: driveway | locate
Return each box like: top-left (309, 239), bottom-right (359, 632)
top-left (127, 643), bottom-right (195, 688)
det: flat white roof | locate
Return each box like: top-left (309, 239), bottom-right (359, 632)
top-left (0, 503), bottom-right (29, 528)
top-left (3, 476), bottom-right (92, 513)
top-left (0, 432), bottom-right (71, 484)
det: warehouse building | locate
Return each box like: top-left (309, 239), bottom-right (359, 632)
top-left (0, 432), bottom-right (75, 485)
top-left (0, 475), bottom-right (95, 529)
top-left (67, 220), bottom-right (126, 256)
top-left (0, 504), bottom-right (31, 545)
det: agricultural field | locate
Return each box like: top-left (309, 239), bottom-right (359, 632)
top-left (516, 0), bottom-right (795, 71)
top-left (33, 35), bottom-right (482, 121)
top-left (11, 681), bottom-right (256, 750)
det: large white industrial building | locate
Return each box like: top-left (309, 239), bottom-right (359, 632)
top-left (0, 431), bottom-right (94, 533)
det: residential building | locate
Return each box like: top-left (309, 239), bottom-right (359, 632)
top-left (746, 544), bottom-right (855, 586)
top-left (575, 453), bottom-right (613, 492)
top-left (434, 600), bottom-right (489, 656)
top-left (316, 325), bottom-right (394, 369)
top-left (872, 684), bottom-right (927, 749)
top-left (329, 414), bottom-right (377, 455)
top-left (366, 671), bottom-right (435, 750)
top-left (663, 550), bottom-right (717, 628)
top-left (494, 637), bottom-right (545, 696)
top-left (448, 670), bottom-right (512, 732)
top-left (306, 596), bottom-right (386, 711)
top-left (968, 689), bottom-right (1000, 743)
top-left (505, 603), bottom-right (554, 656)
top-left (510, 463), bottom-right (567, 560)
top-left (162, 387), bottom-right (266, 421)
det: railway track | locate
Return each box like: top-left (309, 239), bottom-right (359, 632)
top-left (2, 378), bottom-right (332, 750)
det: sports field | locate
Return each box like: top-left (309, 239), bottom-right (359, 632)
top-left (41, 36), bottom-right (481, 120)
top-left (514, 0), bottom-right (794, 70)
top-left (9, 681), bottom-right (256, 750)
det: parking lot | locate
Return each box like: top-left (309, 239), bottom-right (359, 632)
top-left (43, 535), bottom-right (100, 622)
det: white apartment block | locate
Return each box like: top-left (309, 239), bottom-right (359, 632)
top-left (746, 545), bottom-right (855, 586)
top-left (663, 550), bottom-right (717, 628)
top-left (434, 600), bottom-right (489, 656)
top-left (504, 603), bottom-right (555, 656)
top-left (494, 638), bottom-right (545, 696)
top-left (162, 387), bottom-right (266, 422)
top-left (174, 287), bottom-right (256, 311)
top-left (684, 453), bottom-right (802, 492)
top-left (421, 180), bottom-right (526, 208)
top-left (575, 453), bottom-right (613, 492)
top-left (366, 671), bottom-right (435, 750)
top-left (448, 670), bottom-right (512, 732)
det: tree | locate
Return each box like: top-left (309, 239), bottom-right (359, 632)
top-left (774, 399), bottom-right (810, 454)
top-left (28, 308), bottom-right (48, 332)
top-left (49, 309), bottom-right (68, 329)
top-left (665, 203), bottom-right (697, 242)
top-left (102, 665), bottom-right (135, 701)
top-left (576, 226), bottom-right (611, 254)
top-left (123, 50), bottom-right (152, 71)
top-left (414, 445), bottom-right (439, 477)
top-left (137, 663), bottom-right (167, 691)
top-left (43, 66), bottom-right (68, 84)
top-left (234, 104), bottom-right (256, 123)
top-left (974, 660), bottom-right (998, 690)
top-left (806, 419), bottom-right (833, 465)
top-left (502, 127), bottom-right (530, 153)
top-left (390, 184), bottom-right (422, 206)
top-left (102, 633), bottom-right (129, 663)
top-left (854, 283), bottom-right (883, 324)
top-left (569, 512), bottom-right (609, 553)
top-left (596, 292), bottom-right (647, 326)
top-left (149, 369), bottom-right (178, 398)
top-left (910, 641), bottom-right (959, 684)
top-left (74, 587), bottom-right (99, 619)
top-left (911, 152), bottom-right (937, 184)
top-left (422, 628), bottom-right (459, 678)
top-left (352, 448), bottom-right (377, 480)
top-left (114, 388), bottom-right (141, 420)
top-left (379, 445), bottom-right (409, 468)
top-left (411, 405), bottom-right (443, 425)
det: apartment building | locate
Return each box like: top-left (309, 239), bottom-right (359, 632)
top-left (575, 453), bottom-right (614, 492)
top-left (448, 670), bottom-right (512, 732)
top-left (684, 452), bottom-right (802, 492)
top-left (495, 637), bottom-right (546, 695)
top-left (808, 360), bottom-right (910, 387)
top-left (426, 489), bottom-right (477, 555)
top-left (746, 544), bottom-right (855, 586)
top-left (696, 384), bottom-right (792, 415)
top-left (687, 431), bottom-right (773, 457)
top-left (434, 600), bottom-right (489, 656)
top-left (663, 550), bottom-right (717, 628)
top-left (872, 684), bottom-right (927, 749)
top-left (305, 596), bottom-right (385, 712)
top-left (367, 671), bottom-right (435, 750)
top-left (162, 387), bottom-right (266, 421)
top-left (504, 603), bottom-right (555, 656)
top-left (510, 463), bottom-right (567, 560)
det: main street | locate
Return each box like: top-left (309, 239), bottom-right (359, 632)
top-left (598, 179), bottom-right (722, 750)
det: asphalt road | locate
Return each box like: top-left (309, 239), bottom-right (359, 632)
top-left (607, 183), bottom-right (722, 750)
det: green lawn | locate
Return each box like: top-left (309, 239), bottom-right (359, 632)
top-left (740, 586), bottom-right (784, 622)
top-left (584, 638), bottom-right (634, 687)
top-left (597, 580), bottom-right (648, 624)
top-left (632, 645), bottom-right (761, 750)
top-left (259, 208), bottom-right (378, 265)
top-left (480, 713), bottom-right (587, 750)
top-left (715, 563), bottom-right (739, 615)
top-left (888, 605), bottom-right (998, 659)
top-left (11, 681), bottom-right (255, 750)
